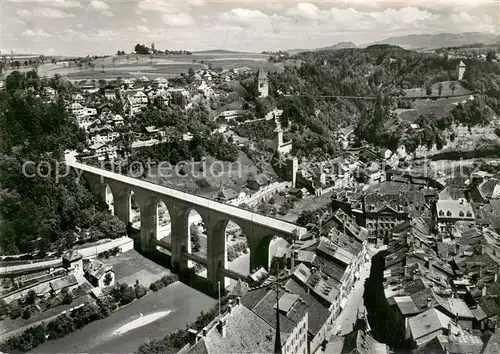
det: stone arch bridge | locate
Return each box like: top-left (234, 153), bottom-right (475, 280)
top-left (67, 161), bottom-right (307, 290)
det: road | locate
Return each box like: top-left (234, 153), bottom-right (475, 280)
top-left (332, 245), bottom-right (386, 336)
top-left (31, 282), bottom-right (216, 354)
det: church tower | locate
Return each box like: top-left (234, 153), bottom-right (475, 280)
top-left (257, 68), bottom-right (269, 97)
top-left (273, 125), bottom-right (284, 149)
top-left (457, 61), bottom-right (466, 80)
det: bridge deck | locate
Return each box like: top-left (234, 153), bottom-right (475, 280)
top-left (68, 160), bottom-right (305, 237)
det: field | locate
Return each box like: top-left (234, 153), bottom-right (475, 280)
top-left (101, 249), bottom-right (172, 286)
top-left (403, 81), bottom-right (470, 98)
top-left (7, 52), bottom-right (282, 81)
top-left (396, 96), bottom-right (469, 122)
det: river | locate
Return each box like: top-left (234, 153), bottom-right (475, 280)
top-left (31, 282), bottom-right (216, 354)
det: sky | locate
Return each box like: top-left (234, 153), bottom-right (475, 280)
top-left (1, 0), bottom-right (499, 56)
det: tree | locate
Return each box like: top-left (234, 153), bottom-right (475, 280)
top-left (188, 67), bottom-right (195, 77)
top-left (25, 289), bottom-right (36, 305)
top-left (449, 81), bottom-right (457, 96)
top-left (425, 84), bottom-right (433, 97)
top-left (438, 82), bottom-right (443, 96)
top-left (104, 272), bottom-right (113, 286)
top-left (486, 51), bottom-right (496, 62)
top-left (62, 292), bottom-right (73, 305)
top-left (296, 210), bottom-right (317, 227)
top-left (22, 306), bottom-right (32, 319)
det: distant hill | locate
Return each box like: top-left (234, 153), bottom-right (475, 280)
top-left (366, 32), bottom-right (500, 50)
top-left (287, 41), bottom-right (357, 54)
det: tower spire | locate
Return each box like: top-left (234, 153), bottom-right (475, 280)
top-left (274, 268), bottom-right (282, 354)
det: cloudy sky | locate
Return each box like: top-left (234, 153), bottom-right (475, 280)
top-left (1, 0), bottom-right (498, 55)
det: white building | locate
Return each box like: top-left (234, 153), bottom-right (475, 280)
top-left (457, 61), bottom-right (466, 80)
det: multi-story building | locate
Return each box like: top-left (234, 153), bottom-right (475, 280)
top-left (434, 198), bottom-right (475, 234)
top-left (241, 284), bottom-right (310, 354)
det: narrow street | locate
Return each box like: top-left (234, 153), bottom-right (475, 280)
top-left (332, 245), bottom-right (386, 336)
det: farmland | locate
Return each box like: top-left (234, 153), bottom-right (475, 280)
top-left (5, 51), bottom-right (283, 81)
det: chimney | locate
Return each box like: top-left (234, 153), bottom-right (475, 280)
top-left (447, 322), bottom-right (452, 342)
top-left (427, 297), bottom-right (432, 309)
top-left (202, 328), bottom-right (207, 337)
top-left (217, 320), bottom-right (226, 338)
top-left (188, 328), bottom-right (198, 345)
top-left (482, 286), bottom-right (487, 297)
top-left (236, 297), bottom-right (240, 305)
top-left (404, 266), bottom-right (408, 277)
top-left (227, 304), bottom-right (232, 313)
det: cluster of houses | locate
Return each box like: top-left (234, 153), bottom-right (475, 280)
top-left (180, 205), bottom-right (386, 354)
top-left (61, 67), bottom-right (264, 162)
top-left (0, 249), bottom-right (117, 307)
top-left (322, 144), bottom-right (500, 352)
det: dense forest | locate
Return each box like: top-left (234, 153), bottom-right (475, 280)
top-left (0, 71), bottom-right (125, 255)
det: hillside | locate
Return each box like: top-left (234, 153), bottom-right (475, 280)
top-left (367, 32), bottom-right (500, 50)
top-left (266, 45), bottom-right (500, 158)
top-left (286, 41), bottom-right (357, 54)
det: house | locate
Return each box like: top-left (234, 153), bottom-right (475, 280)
top-left (357, 162), bottom-right (386, 185)
top-left (128, 91), bottom-right (148, 105)
top-left (218, 110), bottom-right (247, 121)
top-left (217, 188), bottom-right (247, 206)
top-left (112, 114), bottom-right (124, 126)
top-left (81, 83), bottom-right (97, 93)
top-left (62, 250), bottom-right (84, 276)
top-left (408, 308), bottom-right (458, 348)
top-left (85, 259), bottom-right (115, 289)
top-left (336, 126), bottom-right (356, 148)
top-left (246, 174), bottom-right (269, 191)
top-left (104, 89), bottom-right (116, 100)
top-left (49, 274), bottom-right (79, 295)
top-left (435, 198), bottom-right (475, 233)
top-left (184, 302), bottom-right (289, 354)
top-left (327, 329), bottom-right (390, 354)
top-left (73, 93), bottom-right (85, 104)
top-left (241, 286), bottom-right (309, 354)
top-left (153, 77), bottom-right (168, 89)
top-left (466, 178), bottom-right (500, 203)
top-left (88, 143), bottom-right (118, 161)
top-left (89, 130), bottom-right (119, 145)
top-left (362, 192), bottom-right (409, 242)
top-left (144, 125), bottom-right (159, 135)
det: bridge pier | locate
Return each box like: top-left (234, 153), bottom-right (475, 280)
top-left (139, 197), bottom-right (158, 254)
top-left (169, 204), bottom-right (192, 273)
top-left (111, 186), bottom-right (131, 225)
top-left (243, 225), bottom-right (273, 273)
top-left (206, 219), bottom-right (230, 291)
top-left (84, 173), bottom-right (108, 207)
